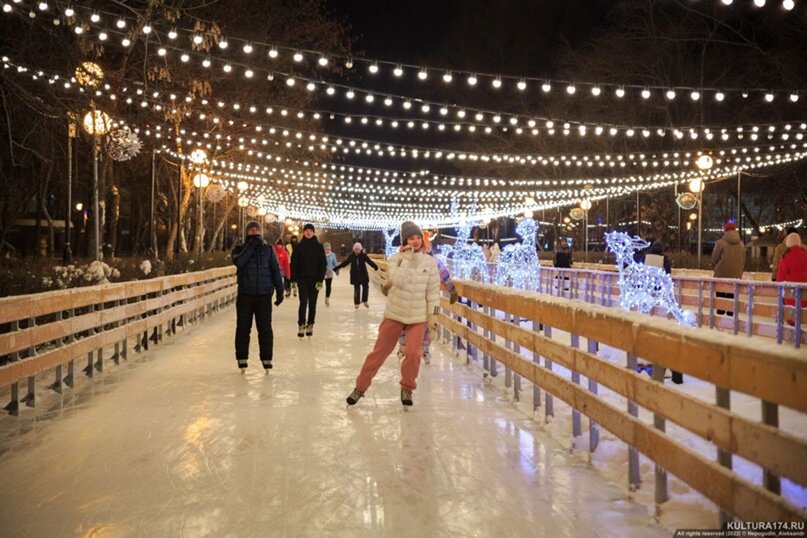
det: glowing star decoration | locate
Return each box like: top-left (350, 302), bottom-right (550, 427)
top-left (605, 231), bottom-right (696, 326)
top-left (75, 61), bottom-right (103, 88)
top-left (382, 228), bottom-right (399, 259)
top-left (105, 128), bottom-right (141, 161)
top-left (205, 182), bottom-right (226, 203)
top-left (495, 218), bottom-right (540, 291)
top-left (447, 199), bottom-right (489, 282)
top-left (675, 192), bottom-right (698, 210)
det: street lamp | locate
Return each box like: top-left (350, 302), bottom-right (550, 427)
top-left (82, 107), bottom-right (111, 260)
top-left (238, 196), bottom-right (249, 237)
top-left (580, 198), bottom-right (592, 263)
top-left (690, 155), bottom-right (711, 268)
top-left (192, 172), bottom-right (209, 256)
top-left (63, 116), bottom-right (77, 263)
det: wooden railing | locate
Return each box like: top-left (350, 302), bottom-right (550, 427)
top-left (0, 266), bottom-right (237, 415)
top-left (438, 280), bottom-right (807, 522)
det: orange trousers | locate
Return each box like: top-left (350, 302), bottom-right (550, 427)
top-left (355, 318), bottom-right (427, 392)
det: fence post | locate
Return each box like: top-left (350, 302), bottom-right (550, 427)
top-left (746, 284), bottom-right (754, 337)
top-left (626, 352), bottom-right (641, 491)
top-left (794, 287), bottom-right (802, 349)
top-left (762, 400), bottom-right (781, 495)
top-left (532, 320), bottom-right (541, 411)
top-left (716, 386), bottom-right (734, 525)
top-left (570, 333), bottom-right (582, 443)
top-left (483, 304), bottom-right (492, 374)
top-left (733, 282), bottom-right (740, 335)
top-left (776, 285), bottom-right (785, 345)
top-left (543, 323), bottom-right (553, 421)
top-left (651, 363), bottom-right (669, 513)
top-left (587, 338), bottom-right (599, 453)
top-left (512, 311), bottom-right (521, 402)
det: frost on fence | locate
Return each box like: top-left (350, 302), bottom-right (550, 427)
top-left (605, 231), bottom-right (695, 326)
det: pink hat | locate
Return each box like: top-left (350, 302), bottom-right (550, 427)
top-left (786, 232), bottom-right (802, 248)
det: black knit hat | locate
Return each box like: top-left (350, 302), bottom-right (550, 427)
top-left (303, 223), bottom-right (315, 232)
top-left (245, 221), bottom-right (261, 233)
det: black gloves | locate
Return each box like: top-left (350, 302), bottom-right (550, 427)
top-left (274, 293), bottom-right (284, 307)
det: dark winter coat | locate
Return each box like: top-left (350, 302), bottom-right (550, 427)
top-left (336, 252), bottom-right (379, 285)
top-left (634, 241), bottom-right (672, 274)
top-left (290, 236), bottom-right (327, 282)
top-left (232, 237), bottom-right (284, 296)
top-left (711, 230), bottom-right (746, 279)
top-left (553, 251), bottom-right (573, 268)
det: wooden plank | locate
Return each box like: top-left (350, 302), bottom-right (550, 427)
top-left (454, 281), bottom-right (807, 412)
top-left (440, 314), bottom-right (807, 521)
top-left (443, 299), bottom-right (807, 487)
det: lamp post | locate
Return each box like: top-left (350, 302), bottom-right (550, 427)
top-left (237, 180), bottom-right (249, 236)
top-left (186, 149), bottom-right (208, 255)
top-left (690, 155), bottom-right (713, 268)
top-left (82, 106), bottom-right (111, 261)
top-left (63, 116), bottom-right (77, 263)
top-left (580, 199), bottom-right (592, 263)
top-left (192, 172), bottom-right (209, 256)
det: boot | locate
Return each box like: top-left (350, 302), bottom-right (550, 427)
top-left (346, 388), bottom-right (364, 406)
top-left (354, 304), bottom-right (360, 310)
top-left (305, 324), bottom-right (314, 337)
top-left (401, 388), bottom-right (413, 406)
top-left (363, 302), bottom-right (369, 309)
top-left (238, 360), bottom-right (247, 374)
top-left (423, 352), bottom-right (431, 365)
top-left (325, 297), bottom-right (330, 307)
top-left (297, 325), bottom-right (305, 338)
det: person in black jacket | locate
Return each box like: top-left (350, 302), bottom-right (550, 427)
top-left (231, 221), bottom-right (284, 373)
top-left (335, 242), bottom-right (379, 309)
top-left (290, 223), bottom-right (327, 338)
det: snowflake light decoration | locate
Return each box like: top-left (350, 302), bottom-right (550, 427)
top-left (605, 231), bottom-right (696, 326)
top-left (105, 128), bottom-right (141, 161)
top-left (495, 218), bottom-right (540, 290)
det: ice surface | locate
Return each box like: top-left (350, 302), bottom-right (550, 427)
top-left (0, 280), bottom-right (669, 537)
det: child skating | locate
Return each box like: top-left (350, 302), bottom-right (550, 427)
top-left (346, 222), bottom-right (439, 407)
top-left (335, 242), bottom-right (379, 309)
top-left (323, 242), bottom-right (339, 306)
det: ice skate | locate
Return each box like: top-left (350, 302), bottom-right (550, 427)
top-left (397, 348), bottom-right (404, 362)
top-left (354, 304), bottom-right (360, 310)
top-left (297, 325), bottom-right (305, 338)
top-left (238, 360), bottom-right (247, 374)
top-left (262, 360), bottom-right (273, 372)
top-left (346, 388), bottom-right (364, 406)
top-left (305, 324), bottom-right (314, 337)
top-left (423, 352), bottom-right (431, 365)
top-left (401, 388), bottom-right (413, 406)
top-left (363, 302), bottom-right (369, 309)
top-left (325, 297), bottom-right (330, 307)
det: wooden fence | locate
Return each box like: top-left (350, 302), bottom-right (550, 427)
top-left (0, 266), bottom-right (237, 415)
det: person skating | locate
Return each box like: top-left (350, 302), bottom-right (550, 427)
top-left (323, 242), bottom-right (339, 307)
top-left (711, 222), bottom-right (746, 316)
top-left (287, 235), bottom-right (299, 297)
top-left (231, 221), bottom-right (284, 373)
top-left (346, 221), bottom-right (440, 407)
top-left (274, 238), bottom-right (292, 298)
top-left (290, 224), bottom-right (326, 338)
top-left (393, 231), bottom-right (458, 365)
top-left (335, 242), bottom-right (379, 309)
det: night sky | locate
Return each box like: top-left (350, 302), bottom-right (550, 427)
top-left (324, 0), bottom-right (612, 76)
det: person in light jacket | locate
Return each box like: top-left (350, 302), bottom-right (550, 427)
top-left (323, 242), bottom-right (339, 307)
top-left (346, 221), bottom-right (440, 407)
top-left (335, 242), bottom-right (379, 309)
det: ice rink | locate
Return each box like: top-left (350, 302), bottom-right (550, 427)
top-left (0, 279), bottom-right (668, 537)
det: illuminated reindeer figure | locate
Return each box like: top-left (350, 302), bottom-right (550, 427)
top-left (450, 200), bottom-right (489, 282)
top-left (605, 231), bottom-right (696, 326)
top-left (495, 218), bottom-right (540, 290)
top-left (382, 228), bottom-right (399, 259)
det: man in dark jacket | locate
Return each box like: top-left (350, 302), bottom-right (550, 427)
top-left (290, 223), bottom-right (326, 338)
top-left (232, 221), bottom-right (284, 373)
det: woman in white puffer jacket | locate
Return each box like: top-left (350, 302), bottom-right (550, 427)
top-left (347, 221), bottom-right (440, 407)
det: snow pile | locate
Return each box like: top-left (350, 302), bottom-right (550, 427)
top-left (42, 262), bottom-right (120, 289)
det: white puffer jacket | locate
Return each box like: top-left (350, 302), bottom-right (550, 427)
top-left (384, 250), bottom-right (440, 325)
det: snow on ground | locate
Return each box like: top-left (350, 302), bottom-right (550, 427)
top-left (0, 279), bottom-right (669, 537)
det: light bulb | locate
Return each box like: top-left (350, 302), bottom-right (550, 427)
top-left (566, 84), bottom-right (576, 94)
top-left (157, 47), bottom-right (166, 56)
top-left (245, 69), bottom-right (254, 78)
top-left (721, 0), bottom-right (733, 4)
top-left (393, 65), bottom-right (403, 77)
top-left (116, 19), bottom-right (126, 28)
top-left (326, 86), bottom-right (335, 95)
top-left (615, 87), bottom-right (626, 98)
top-left (754, 0), bottom-right (766, 6)
top-left (180, 53), bottom-right (189, 62)
top-left (286, 77), bottom-right (295, 86)
top-left (318, 56), bottom-right (328, 66)
top-left (591, 86), bottom-right (601, 96)
top-left (193, 34), bottom-right (203, 45)
top-left (369, 63), bottom-right (379, 74)
top-left (467, 74), bottom-right (478, 86)
top-left (690, 91), bottom-right (700, 101)
top-left (64, 7), bottom-right (73, 16)
top-left (517, 79), bottom-right (527, 91)
top-left (790, 93), bottom-right (799, 102)
top-left (443, 71), bottom-right (453, 83)
top-left (98, 32), bottom-right (107, 40)
top-left (715, 91), bottom-right (725, 102)
top-left (168, 29), bottom-right (177, 39)
top-left (243, 43), bottom-right (253, 54)
top-left (541, 82), bottom-right (551, 92)
top-left (765, 93), bottom-right (775, 102)
top-left (783, 0), bottom-right (795, 9)
top-left (38, 1), bottom-right (47, 9)
top-left (223, 64), bottom-right (232, 73)
top-left (202, 58), bottom-right (211, 68)
top-left (121, 38), bottom-right (131, 47)
top-left (142, 24), bottom-right (152, 34)
top-left (345, 57), bottom-right (353, 68)
top-left (293, 51), bottom-right (303, 62)
top-left (418, 70), bottom-right (428, 80)
top-left (90, 12), bottom-right (100, 22)
top-left (305, 82), bottom-right (315, 91)
top-left (346, 90), bottom-right (355, 99)
top-left (365, 93), bottom-right (374, 103)
top-left (492, 77), bottom-right (502, 89)
top-left (269, 48), bottom-right (278, 58)
top-left (666, 89), bottom-right (676, 100)
top-left (218, 39), bottom-right (228, 49)
top-left (641, 89), bottom-right (651, 99)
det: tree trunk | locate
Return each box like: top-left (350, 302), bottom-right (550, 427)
top-left (109, 183), bottom-right (120, 258)
top-left (207, 198), bottom-right (235, 252)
